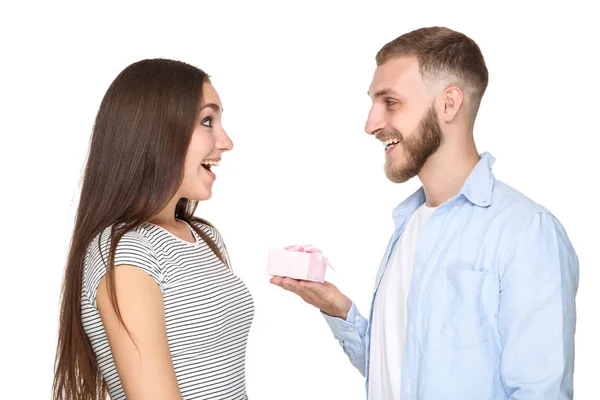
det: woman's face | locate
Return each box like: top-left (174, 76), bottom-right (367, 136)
top-left (178, 81), bottom-right (233, 201)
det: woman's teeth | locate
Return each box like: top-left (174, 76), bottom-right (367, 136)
top-left (202, 160), bottom-right (220, 166)
top-left (201, 160), bottom-right (220, 168)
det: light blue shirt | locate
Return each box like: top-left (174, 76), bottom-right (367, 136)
top-left (323, 153), bottom-right (579, 399)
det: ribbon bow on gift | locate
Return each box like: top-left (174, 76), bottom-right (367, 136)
top-left (284, 244), bottom-right (335, 271)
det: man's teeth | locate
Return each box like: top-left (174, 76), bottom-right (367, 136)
top-left (201, 160), bottom-right (220, 167)
top-left (383, 138), bottom-right (400, 147)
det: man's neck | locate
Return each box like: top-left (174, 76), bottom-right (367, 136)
top-left (418, 144), bottom-right (480, 207)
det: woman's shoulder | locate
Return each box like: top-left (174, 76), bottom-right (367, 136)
top-left (85, 225), bottom-right (158, 271)
top-left (87, 224), bottom-right (153, 252)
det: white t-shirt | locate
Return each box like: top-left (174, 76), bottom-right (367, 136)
top-left (368, 204), bottom-right (437, 399)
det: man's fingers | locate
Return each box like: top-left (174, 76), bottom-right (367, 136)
top-left (280, 277), bottom-right (301, 289)
top-left (271, 277), bottom-right (305, 294)
top-left (270, 277), bottom-right (283, 285)
top-left (271, 277), bottom-right (331, 291)
top-left (270, 276), bottom-right (297, 288)
top-left (298, 280), bottom-right (324, 289)
top-left (270, 277), bottom-right (333, 304)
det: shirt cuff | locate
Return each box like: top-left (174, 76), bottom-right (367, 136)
top-left (321, 303), bottom-right (368, 341)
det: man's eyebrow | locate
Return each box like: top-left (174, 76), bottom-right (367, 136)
top-left (368, 88), bottom-right (404, 99)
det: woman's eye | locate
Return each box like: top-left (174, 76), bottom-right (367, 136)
top-left (201, 117), bottom-right (213, 127)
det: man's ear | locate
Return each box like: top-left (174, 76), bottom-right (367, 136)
top-left (441, 86), bottom-right (464, 123)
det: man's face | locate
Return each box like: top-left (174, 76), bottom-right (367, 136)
top-left (366, 57), bottom-right (443, 183)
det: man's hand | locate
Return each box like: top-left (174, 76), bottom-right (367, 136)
top-left (270, 277), bottom-right (353, 320)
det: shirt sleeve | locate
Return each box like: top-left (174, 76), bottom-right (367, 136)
top-left (498, 211), bottom-right (579, 399)
top-left (321, 303), bottom-right (369, 376)
top-left (83, 229), bottom-right (164, 308)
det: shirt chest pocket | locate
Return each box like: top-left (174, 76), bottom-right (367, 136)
top-left (421, 266), bottom-right (493, 350)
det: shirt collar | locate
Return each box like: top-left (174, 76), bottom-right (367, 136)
top-left (392, 152), bottom-right (496, 219)
top-left (459, 152), bottom-right (496, 207)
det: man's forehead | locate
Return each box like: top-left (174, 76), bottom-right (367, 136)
top-left (369, 57), bottom-right (421, 97)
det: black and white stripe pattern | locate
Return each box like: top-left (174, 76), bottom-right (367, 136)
top-left (82, 222), bottom-right (254, 399)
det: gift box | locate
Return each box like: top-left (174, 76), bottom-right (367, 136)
top-left (266, 245), bottom-right (334, 283)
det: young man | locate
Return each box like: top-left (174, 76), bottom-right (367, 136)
top-left (271, 27), bottom-right (579, 399)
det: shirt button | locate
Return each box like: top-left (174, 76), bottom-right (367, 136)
top-left (453, 205), bottom-right (460, 211)
top-left (355, 316), bottom-right (361, 322)
top-left (348, 326), bottom-right (356, 332)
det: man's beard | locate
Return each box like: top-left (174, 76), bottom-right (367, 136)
top-left (383, 104), bottom-right (444, 183)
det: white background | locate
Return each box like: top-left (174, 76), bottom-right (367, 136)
top-left (1, 0), bottom-right (598, 398)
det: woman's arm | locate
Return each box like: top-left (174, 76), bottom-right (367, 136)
top-left (97, 265), bottom-right (182, 400)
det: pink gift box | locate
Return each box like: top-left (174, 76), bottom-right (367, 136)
top-left (266, 245), bottom-right (333, 283)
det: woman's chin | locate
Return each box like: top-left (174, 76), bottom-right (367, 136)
top-left (186, 187), bottom-right (213, 202)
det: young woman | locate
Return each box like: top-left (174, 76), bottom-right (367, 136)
top-left (53, 59), bottom-right (254, 400)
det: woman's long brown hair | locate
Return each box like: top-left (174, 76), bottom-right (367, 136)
top-left (53, 59), bottom-right (228, 400)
